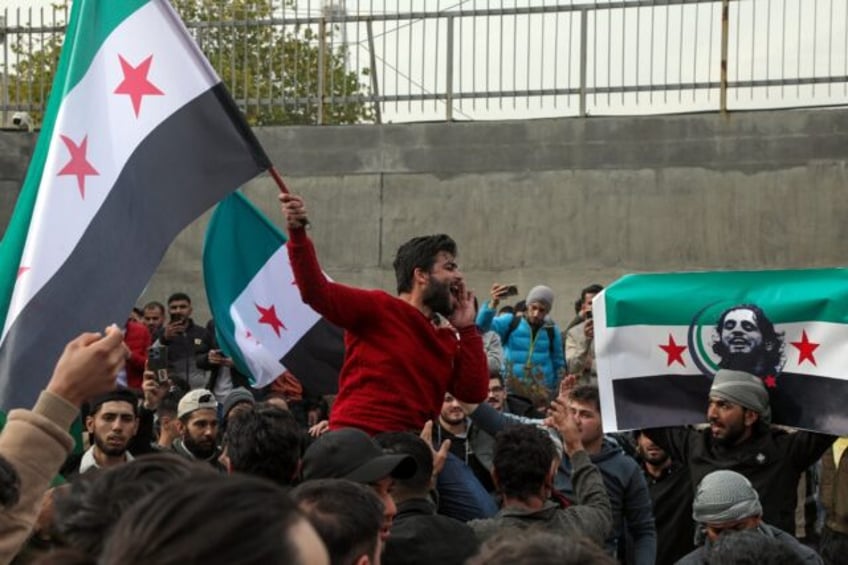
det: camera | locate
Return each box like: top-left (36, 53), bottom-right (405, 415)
top-left (11, 112), bottom-right (32, 132)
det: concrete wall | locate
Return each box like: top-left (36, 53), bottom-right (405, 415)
top-left (4, 107), bottom-right (848, 325)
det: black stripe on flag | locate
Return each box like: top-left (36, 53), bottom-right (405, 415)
top-left (280, 319), bottom-right (344, 396)
top-left (613, 372), bottom-right (848, 435)
top-left (0, 84), bottom-right (268, 410)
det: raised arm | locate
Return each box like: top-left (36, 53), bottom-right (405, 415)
top-left (0, 326), bottom-right (127, 562)
top-left (280, 193), bottom-right (378, 329)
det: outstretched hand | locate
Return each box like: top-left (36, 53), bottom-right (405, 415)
top-left (420, 420), bottom-right (451, 479)
top-left (545, 399), bottom-right (584, 456)
top-left (557, 374), bottom-right (577, 403)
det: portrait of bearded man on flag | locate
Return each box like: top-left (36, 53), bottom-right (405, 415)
top-left (711, 304), bottom-right (786, 378)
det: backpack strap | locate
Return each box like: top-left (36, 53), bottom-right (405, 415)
top-left (502, 314), bottom-right (522, 344)
top-left (546, 325), bottom-right (556, 356)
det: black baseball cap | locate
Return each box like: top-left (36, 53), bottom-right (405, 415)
top-left (302, 428), bottom-right (417, 483)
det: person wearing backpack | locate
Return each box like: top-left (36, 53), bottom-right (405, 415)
top-left (476, 284), bottom-right (566, 399)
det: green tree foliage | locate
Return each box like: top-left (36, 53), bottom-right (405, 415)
top-left (6, 0), bottom-right (373, 126)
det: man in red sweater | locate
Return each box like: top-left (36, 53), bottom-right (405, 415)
top-left (280, 193), bottom-right (488, 435)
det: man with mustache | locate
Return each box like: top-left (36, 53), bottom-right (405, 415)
top-left (644, 369), bottom-right (834, 537)
top-left (171, 388), bottom-right (224, 471)
top-left (712, 304), bottom-right (785, 378)
top-left (280, 193), bottom-right (488, 435)
top-left (63, 389), bottom-right (139, 476)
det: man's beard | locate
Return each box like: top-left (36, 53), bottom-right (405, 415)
top-left (184, 435), bottom-right (216, 460)
top-left (93, 434), bottom-right (128, 458)
top-left (711, 418), bottom-right (748, 447)
top-left (423, 277), bottom-right (454, 317)
top-left (720, 351), bottom-right (766, 375)
top-left (640, 449), bottom-right (670, 467)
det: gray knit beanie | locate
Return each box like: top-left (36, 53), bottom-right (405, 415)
top-left (223, 387), bottom-right (255, 419)
top-left (693, 470), bottom-right (762, 524)
top-left (709, 369), bottom-right (771, 425)
top-left (526, 285), bottom-right (554, 309)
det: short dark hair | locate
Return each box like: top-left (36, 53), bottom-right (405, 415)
top-left (468, 531), bottom-right (615, 565)
top-left (580, 284), bottom-right (604, 303)
top-left (392, 234), bottom-right (457, 294)
top-left (375, 432), bottom-right (433, 497)
top-left (142, 301), bottom-right (165, 314)
top-left (54, 454), bottom-right (209, 557)
top-left (569, 385), bottom-right (601, 413)
top-left (87, 389), bottom-right (139, 418)
top-left (100, 473), bottom-right (309, 565)
top-left (493, 425), bottom-right (556, 502)
top-left (156, 389), bottom-right (180, 419)
top-left (224, 405), bottom-right (304, 487)
top-left (166, 292), bottom-right (191, 305)
top-left (290, 479), bottom-right (382, 565)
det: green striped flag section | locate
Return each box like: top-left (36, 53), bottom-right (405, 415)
top-left (203, 192), bottom-right (343, 394)
top-left (0, 0), bottom-right (270, 411)
top-left (595, 268), bottom-right (848, 435)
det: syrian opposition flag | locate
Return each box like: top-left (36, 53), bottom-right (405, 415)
top-left (203, 191), bottom-right (343, 395)
top-left (595, 268), bottom-right (848, 436)
top-left (0, 0), bottom-right (271, 410)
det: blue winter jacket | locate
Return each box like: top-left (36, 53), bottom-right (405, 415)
top-left (476, 303), bottom-right (565, 391)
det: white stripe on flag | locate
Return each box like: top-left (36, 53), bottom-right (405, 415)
top-left (230, 247), bottom-right (323, 387)
top-left (596, 321), bottom-right (848, 380)
top-left (4, 1), bottom-right (217, 338)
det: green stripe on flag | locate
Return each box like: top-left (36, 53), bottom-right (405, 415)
top-left (604, 269), bottom-right (848, 327)
top-left (203, 191), bottom-right (287, 379)
top-left (0, 0), bottom-right (147, 332)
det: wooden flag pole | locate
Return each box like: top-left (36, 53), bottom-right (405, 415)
top-left (269, 166), bottom-right (309, 227)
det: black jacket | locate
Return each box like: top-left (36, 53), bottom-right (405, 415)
top-left (646, 426), bottom-right (834, 535)
top-left (383, 498), bottom-right (479, 565)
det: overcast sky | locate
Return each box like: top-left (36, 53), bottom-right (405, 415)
top-left (2, 0), bottom-right (846, 122)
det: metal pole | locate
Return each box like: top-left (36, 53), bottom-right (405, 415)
top-left (317, 16), bottom-right (326, 125)
top-left (366, 19), bottom-right (382, 124)
top-left (446, 15), bottom-right (454, 121)
top-left (579, 8), bottom-right (587, 117)
top-left (720, 0), bottom-right (729, 114)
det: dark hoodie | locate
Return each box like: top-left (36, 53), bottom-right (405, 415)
top-left (559, 437), bottom-right (657, 565)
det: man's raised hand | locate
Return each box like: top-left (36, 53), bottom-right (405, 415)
top-left (46, 325), bottom-right (128, 408)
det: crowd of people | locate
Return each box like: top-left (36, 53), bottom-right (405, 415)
top-left (0, 190), bottom-right (846, 565)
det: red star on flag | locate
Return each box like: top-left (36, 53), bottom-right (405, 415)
top-left (763, 375), bottom-right (777, 389)
top-left (790, 330), bottom-right (819, 366)
top-left (256, 303), bottom-right (286, 337)
top-left (659, 334), bottom-right (687, 367)
top-left (114, 54), bottom-right (164, 117)
top-left (57, 134), bottom-right (99, 198)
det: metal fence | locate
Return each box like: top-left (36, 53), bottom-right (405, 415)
top-left (2, 0), bottom-right (848, 126)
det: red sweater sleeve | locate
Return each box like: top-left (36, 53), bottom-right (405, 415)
top-left (124, 321), bottom-right (151, 371)
top-left (449, 325), bottom-right (489, 403)
top-left (287, 227), bottom-right (377, 328)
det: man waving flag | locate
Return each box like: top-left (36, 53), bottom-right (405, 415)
top-left (0, 0), bottom-right (270, 411)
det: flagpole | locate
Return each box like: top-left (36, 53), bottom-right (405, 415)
top-left (269, 166), bottom-right (310, 227)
